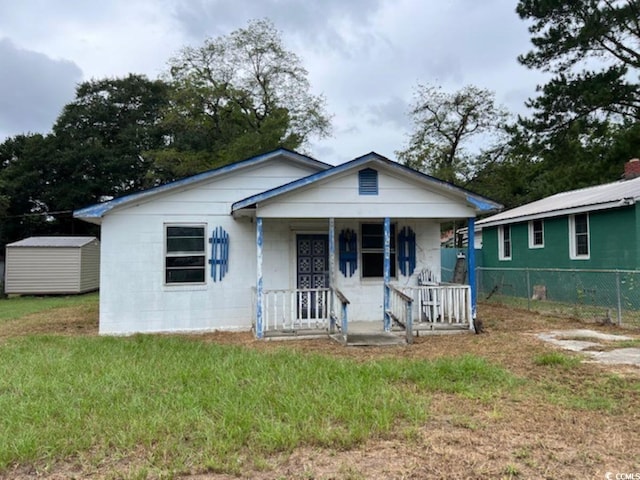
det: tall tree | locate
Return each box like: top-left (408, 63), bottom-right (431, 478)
top-left (517, 0), bottom-right (640, 133)
top-left (151, 19), bottom-right (331, 182)
top-left (396, 84), bottom-right (509, 184)
top-left (0, 134), bottom-right (64, 245)
top-left (0, 75), bottom-right (170, 247)
top-left (53, 74), bottom-right (170, 195)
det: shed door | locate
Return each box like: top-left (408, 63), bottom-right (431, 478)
top-left (296, 234), bottom-right (328, 319)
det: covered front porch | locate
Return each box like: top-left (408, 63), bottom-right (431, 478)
top-left (251, 216), bottom-right (478, 344)
top-left (230, 152), bottom-right (499, 343)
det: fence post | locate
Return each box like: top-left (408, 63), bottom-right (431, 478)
top-left (467, 217), bottom-right (477, 318)
top-left (616, 270), bottom-right (622, 326)
top-left (526, 268), bottom-right (531, 311)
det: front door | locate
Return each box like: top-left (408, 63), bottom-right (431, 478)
top-left (296, 234), bottom-right (329, 319)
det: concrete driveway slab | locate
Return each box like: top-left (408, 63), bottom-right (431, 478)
top-left (536, 329), bottom-right (640, 367)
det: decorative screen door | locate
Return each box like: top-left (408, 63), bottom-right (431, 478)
top-left (296, 234), bottom-right (329, 319)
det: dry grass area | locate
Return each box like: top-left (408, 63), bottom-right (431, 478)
top-left (2, 302), bottom-right (640, 479)
top-left (188, 308), bottom-right (640, 479)
top-left (0, 301), bottom-right (98, 341)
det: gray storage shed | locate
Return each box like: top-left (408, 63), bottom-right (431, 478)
top-left (4, 236), bottom-right (100, 294)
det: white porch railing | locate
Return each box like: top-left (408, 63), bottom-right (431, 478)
top-left (262, 288), bottom-right (331, 333)
top-left (254, 284), bottom-right (471, 337)
top-left (399, 284), bottom-right (473, 330)
top-left (252, 287), bottom-right (350, 338)
top-left (329, 287), bottom-right (350, 343)
top-left (386, 283), bottom-right (413, 343)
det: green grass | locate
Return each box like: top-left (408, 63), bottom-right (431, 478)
top-left (533, 351), bottom-right (581, 368)
top-left (0, 335), bottom-right (515, 474)
top-left (0, 292), bottom-right (98, 323)
top-left (612, 338), bottom-right (640, 348)
top-left (1, 295), bottom-right (639, 477)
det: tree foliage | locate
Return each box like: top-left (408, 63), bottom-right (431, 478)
top-left (473, 0), bottom-right (640, 210)
top-left (396, 84), bottom-right (509, 184)
top-left (53, 74), bottom-right (170, 195)
top-left (151, 19), bottom-right (331, 182)
top-left (0, 22), bottom-right (333, 246)
top-left (0, 75), bottom-right (169, 246)
top-left (517, 0), bottom-right (640, 132)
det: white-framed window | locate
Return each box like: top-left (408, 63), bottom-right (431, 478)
top-left (528, 219), bottom-right (544, 248)
top-left (498, 225), bottom-right (511, 260)
top-left (165, 224), bottom-right (206, 284)
top-left (569, 213), bottom-right (590, 259)
top-left (361, 223), bottom-right (396, 278)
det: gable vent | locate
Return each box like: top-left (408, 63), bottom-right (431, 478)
top-left (358, 168), bottom-right (378, 195)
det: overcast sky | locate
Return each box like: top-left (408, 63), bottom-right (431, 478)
top-left (0, 0), bottom-right (545, 164)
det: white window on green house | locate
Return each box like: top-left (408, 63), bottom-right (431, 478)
top-left (528, 219), bottom-right (544, 248)
top-left (569, 213), bottom-right (589, 259)
top-left (165, 225), bottom-right (206, 284)
top-left (498, 225), bottom-right (511, 260)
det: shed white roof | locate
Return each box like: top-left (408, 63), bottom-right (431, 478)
top-left (7, 236), bottom-right (98, 248)
top-left (477, 175), bottom-right (640, 228)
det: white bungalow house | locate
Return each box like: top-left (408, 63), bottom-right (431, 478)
top-left (74, 149), bottom-right (501, 341)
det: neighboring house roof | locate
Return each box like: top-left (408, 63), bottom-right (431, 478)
top-left (477, 175), bottom-right (640, 228)
top-left (7, 236), bottom-right (97, 248)
top-left (232, 152), bottom-right (502, 215)
top-left (73, 148), bottom-right (331, 224)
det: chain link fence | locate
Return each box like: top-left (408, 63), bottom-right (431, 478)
top-left (476, 267), bottom-right (640, 328)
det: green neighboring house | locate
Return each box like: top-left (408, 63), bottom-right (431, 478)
top-left (476, 159), bottom-right (640, 307)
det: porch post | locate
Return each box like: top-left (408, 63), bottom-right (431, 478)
top-left (329, 218), bottom-right (336, 333)
top-left (256, 217), bottom-right (264, 339)
top-left (383, 217), bottom-right (391, 332)
top-left (467, 217), bottom-right (477, 322)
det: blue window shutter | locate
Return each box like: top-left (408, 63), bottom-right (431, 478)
top-left (398, 226), bottom-right (416, 276)
top-left (209, 226), bottom-right (229, 282)
top-left (339, 229), bottom-right (358, 277)
top-left (358, 168), bottom-right (378, 195)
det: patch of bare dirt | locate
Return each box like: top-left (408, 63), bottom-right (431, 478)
top-left (0, 304), bottom-right (98, 340)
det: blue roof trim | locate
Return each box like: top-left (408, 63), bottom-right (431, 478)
top-left (74, 148), bottom-right (331, 221)
top-left (465, 195), bottom-right (502, 213)
top-left (232, 152), bottom-right (502, 214)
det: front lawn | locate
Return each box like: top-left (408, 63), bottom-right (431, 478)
top-left (0, 295), bottom-right (638, 479)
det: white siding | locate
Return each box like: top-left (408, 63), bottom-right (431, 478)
top-left (99, 213), bottom-right (257, 334)
top-left (257, 170), bottom-right (477, 219)
top-left (98, 160), bottom-right (318, 334)
top-left (109, 160), bottom-right (320, 218)
top-left (100, 214), bottom-right (444, 332)
top-left (97, 158), bottom-right (468, 334)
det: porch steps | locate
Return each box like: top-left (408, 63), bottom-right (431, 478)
top-left (340, 321), bottom-right (408, 346)
top-left (343, 332), bottom-right (407, 347)
top-left (263, 328), bottom-right (329, 340)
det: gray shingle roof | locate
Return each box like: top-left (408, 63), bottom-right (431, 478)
top-left (477, 176), bottom-right (640, 227)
